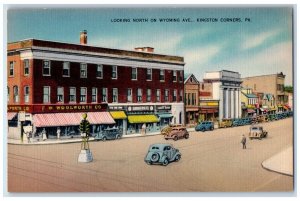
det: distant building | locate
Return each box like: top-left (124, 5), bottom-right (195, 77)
top-left (241, 88), bottom-right (259, 117)
top-left (184, 74), bottom-right (200, 125)
top-left (203, 70), bottom-right (242, 122)
top-left (199, 82), bottom-right (219, 122)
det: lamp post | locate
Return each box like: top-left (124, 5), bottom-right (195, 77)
top-left (78, 113), bottom-right (93, 163)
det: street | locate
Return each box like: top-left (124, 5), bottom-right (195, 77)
top-left (7, 118), bottom-right (293, 192)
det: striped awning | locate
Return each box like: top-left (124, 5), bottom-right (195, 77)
top-left (110, 111), bottom-right (127, 119)
top-left (33, 112), bottom-right (115, 127)
top-left (7, 112), bottom-right (17, 120)
top-left (128, 114), bottom-right (159, 124)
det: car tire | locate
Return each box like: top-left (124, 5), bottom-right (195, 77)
top-left (151, 153), bottom-right (160, 162)
top-left (102, 137), bottom-right (107, 142)
top-left (173, 136), bottom-right (178, 141)
top-left (163, 158), bottom-right (169, 166)
top-left (201, 128), bottom-right (205, 132)
top-left (184, 134), bottom-right (189, 139)
top-left (175, 154), bottom-right (181, 162)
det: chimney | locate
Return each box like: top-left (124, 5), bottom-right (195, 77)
top-left (80, 30), bottom-right (87, 45)
top-left (134, 47), bottom-right (154, 53)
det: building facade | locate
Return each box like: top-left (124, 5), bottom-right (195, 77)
top-left (7, 31), bottom-right (185, 139)
top-left (199, 82), bottom-right (219, 121)
top-left (203, 70), bottom-right (242, 122)
top-left (184, 74), bottom-right (200, 125)
top-left (241, 88), bottom-right (259, 117)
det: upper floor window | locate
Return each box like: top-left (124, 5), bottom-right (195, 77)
top-left (146, 69), bottom-right (152, 81)
top-left (7, 87), bottom-right (9, 102)
top-left (164, 89), bottom-right (169, 102)
top-left (69, 87), bottom-right (76, 102)
top-left (24, 60), bottom-right (30, 76)
top-left (97, 65), bottom-right (103, 79)
top-left (173, 71), bottom-right (177, 82)
top-left (132, 68), bottom-right (137, 80)
top-left (156, 89), bottom-right (161, 102)
top-left (80, 87), bottom-right (87, 103)
top-left (24, 86), bottom-right (30, 103)
top-left (102, 88), bottom-right (107, 102)
top-left (80, 63), bottom-right (87, 78)
top-left (9, 61), bottom-right (14, 76)
top-left (127, 88), bottom-right (132, 102)
top-left (137, 88), bottom-right (142, 102)
top-left (179, 71), bottom-right (183, 82)
top-left (57, 87), bottom-right (64, 103)
top-left (160, 70), bottom-right (165, 81)
top-left (43, 60), bottom-right (51, 76)
top-left (13, 86), bottom-right (19, 103)
top-left (63, 62), bottom-right (70, 77)
top-left (92, 87), bottom-right (97, 103)
top-left (43, 86), bottom-right (50, 103)
top-left (173, 89), bottom-right (177, 102)
top-left (112, 66), bottom-right (117, 79)
top-left (112, 88), bottom-right (118, 103)
top-left (147, 89), bottom-right (151, 102)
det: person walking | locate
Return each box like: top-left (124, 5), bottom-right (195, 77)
top-left (42, 128), bottom-right (47, 141)
top-left (241, 134), bottom-right (247, 149)
top-left (57, 127), bottom-right (61, 140)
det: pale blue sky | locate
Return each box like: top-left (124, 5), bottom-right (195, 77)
top-left (7, 7), bottom-right (293, 84)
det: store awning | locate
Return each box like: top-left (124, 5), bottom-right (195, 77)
top-left (7, 112), bottom-right (17, 120)
top-left (110, 111), bottom-right (127, 119)
top-left (128, 114), bottom-right (159, 124)
top-left (157, 113), bottom-right (173, 119)
top-left (33, 112), bottom-right (115, 127)
top-left (247, 109), bottom-right (256, 113)
top-left (283, 106), bottom-right (289, 110)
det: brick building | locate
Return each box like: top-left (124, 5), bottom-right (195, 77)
top-left (199, 82), bottom-right (219, 122)
top-left (184, 74), bottom-right (199, 125)
top-left (7, 31), bottom-right (185, 139)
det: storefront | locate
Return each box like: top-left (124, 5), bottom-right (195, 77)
top-left (199, 100), bottom-right (219, 122)
top-left (109, 110), bottom-right (127, 135)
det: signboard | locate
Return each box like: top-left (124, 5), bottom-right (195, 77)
top-left (156, 105), bottom-right (171, 111)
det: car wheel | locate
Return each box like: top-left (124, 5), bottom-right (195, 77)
top-left (102, 137), bottom-right (107, 142)
top-left (163, 158), bottom-right (169, 166)
top-left (175, 154), bottom-right (181, 162)
top-left (184, 134), bottom-right (189, 139)
top-left (201, 128), bottom-right (205, 132)
top-left (151, 153), bottom-right (160, 162)
top-left (173, 136), bottom-right (178, 141)
top-left (116, 135), bottom-right (121, 140)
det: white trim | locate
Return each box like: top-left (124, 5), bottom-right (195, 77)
top-left (69, 87), bottom-right (76, 103)
top-left (43, 86), bottom-right (51, 103)
top-left (91, 87), bottom-right (98, 103)
top-left (62, 61), bottom-right (70, 77)
top-left (20, 49), bottom-right (184, 71)
top-left (112, 88), bottom-right (118, 103)
top-left (146, 68), bottom-right (152, 81)
top-left (80, 63), bottom-right (87, 78)
top-left (80, 87), bottom-right (87, 103)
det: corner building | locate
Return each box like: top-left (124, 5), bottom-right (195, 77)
top-left (7, 34), bottom-right (185, 139)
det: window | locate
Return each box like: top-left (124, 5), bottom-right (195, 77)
top-left (137, 88), bottom-right (142, 102)
top-left (202, 84), bottom-right (204, 90)
top-left (156, 89), bottom-right (161, 102)
top-left (180, 90), bottom-right (183, 102)
top-left (147, 89), bottom-right (151, 102)
top-left (112, 66), bottom-right (117, 79)
top-left (80, 63), bottom-right (87, 78)
top-left (173, 71), bottom-right (177, 82)
top-left (165, 89), bottom-right (169, 102)
top-left (160, 70), bottom-right (165, 81)
top-left (92, 87), bottom-right (97, 103)
top-left (102, 88), bottom-right (107, 102)
top-left (9, 61), bottom-right (14, 76)
top-left (131, 68), bottom-right (137, 80)
top-left (80, 87), bottom-right (87, 102)
top-left (57, 87), bottom-right (64, 103)
top-left (7, 87), bottom-right (9, 102)
top-left (179, 71), bottom-right (183, 82)
top-left (13, 86), bottom-right (19, 103)
top-left (97, 65), bottom-right (103, 78)
top-left (173, 89), bottom-right (177, 102)
top-left (146, 69), bottom-right (152, 80)
top-left (127, 88), bottom-right (132, 102)
top-left (69, 87), bottom-right (76, 102)
top-left (24, 86), bottom-right (29, 103)
top-left (43, 60), bottom-right (51, 76)
top-left (112, 88), bottom-right (118, 103)
top-left (63, 62), bottom-right (70, 77)
top-left (43, 86), bottom-right (50, 103)
top-left (24, 60), bottom-right (29, 76)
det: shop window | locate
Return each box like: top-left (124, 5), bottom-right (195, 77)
top-left (132, 68), bottom-right (137, 80)
top-left (43, 86), bottom-right (50, 103)
top-left (97, 65), bottom-right (103, 79)
top-left (146, 69), bottom-right (152, 81)
top-left (9, 61), bottom-right (14, 76)
top-left (13, 86), bottom-right (19, 103)
top-left (127, 88), bottom-right (132, 102)
top-left (165, 89), bottom-right (169, 102)
top-left (80, 88), bottom-right (87, 102)
top-left (24, 86), bottom-right (30, 103)
top-left (43, 60), bottom-right (51, 76)
top-left (80, 63), bottom-right (87, 78)
top-left (92, 87), bottom-right (97, 102)
top-left (173, 71), bottom-right (177, 82)
top-left (57, 87), bottom-right (64, 103)
top-left (147, 89), bottom-right (151, 102)
top-left (156, 89), bottom-right (161, 102)
top-left (69, 87), bottom-right (76, 102)
top-left (113, 88), bottom-right (118, 103)
top-left (112, 66), bottom-right (117, 79)
top-left (159, 70), bottom-right (165, 81)
top-left (137, 88), bottom-right (142, 102)
top-left (63, 62), bottom-right (70, 77)
top-left (102, 88), bottom-right (107, 102)
top-left (24, 59), bottom-right (30, 76)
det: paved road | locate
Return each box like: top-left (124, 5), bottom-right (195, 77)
top-left (7, 118), bottom-right (293, 192)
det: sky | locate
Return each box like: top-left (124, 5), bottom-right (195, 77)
top-left (7, 6), bottom-right (294, 85)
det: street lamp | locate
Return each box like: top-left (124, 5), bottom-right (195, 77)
top-left (78, 113), bottom-right (93, 163)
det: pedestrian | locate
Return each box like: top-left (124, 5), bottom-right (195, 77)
top-left (57, 127), bottom-right (61, 140)
top-left (25, 131), bottom-right (30, 143)
top-left (42, 128), bottom-right (47, 141)
top-left (241, 134), bottom-right (247, 149)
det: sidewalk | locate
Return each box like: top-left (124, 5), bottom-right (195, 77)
top-left (261, 146), bottom-right (293, 176)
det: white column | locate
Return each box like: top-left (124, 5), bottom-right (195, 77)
top-left (225, 89), bottom-right (229, 118)
top-left (235, 89), bottom-right (239, 118)
top-left (219, 87), bottom-right (224, 122)
top-left (230, 89), bottom-right (234, 118)
top-left (238, 89), bottom-right (241, 118)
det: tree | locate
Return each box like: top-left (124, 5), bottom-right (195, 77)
top-left (284, 85), bottom-right (293, 93)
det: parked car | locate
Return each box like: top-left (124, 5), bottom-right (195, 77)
top-left (232, 118), bottom-right (242, 127)
top-left (94, 128), bottom-right (122, 141)
top-left (219, 118), bottom-right (233, 128)
top-left (195, 121), bottom-right (214, 132)
top-left (267, 114), bottom-right (277, 121)
top-left (248, 125), bottom-right (268, 140)
top-left (241, 118), bottom-right (252, 125)
top-left (144, 143), bottom-right (181, 166)
top-left (161, 124), bottom-right (183, 136)
top-left (164, 126), bottom-right (189, 141)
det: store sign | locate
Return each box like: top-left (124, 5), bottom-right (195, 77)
top-left (128, 105), bottom-right (154, 112)
top-left (156, 105), bottom-right (171, 111)
top-left (8, 104), bottom-right (108, 113)
top-left (200, 101), bottom-right (219, 107)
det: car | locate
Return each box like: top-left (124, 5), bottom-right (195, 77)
top-left (248, 125), bottom-right (268, 140)
top-left (232, 118), bottom-right (242, 127)
top-left (219, 118), bottom-right (233, 128)
top-left (267, 114), bottom-right (277, 121)
top-left (195, 121), bottom-right (214, 132)
top-left (94, 128), bottom-right (122, 141)
top-left (241, 118), bottom-right (252, 125)
top-left (144, 143), bottom-right (181, 166)
top-left (161, 124), bottom-right (183, 136)
top-left (164, 126), bottom-right (189, 141)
